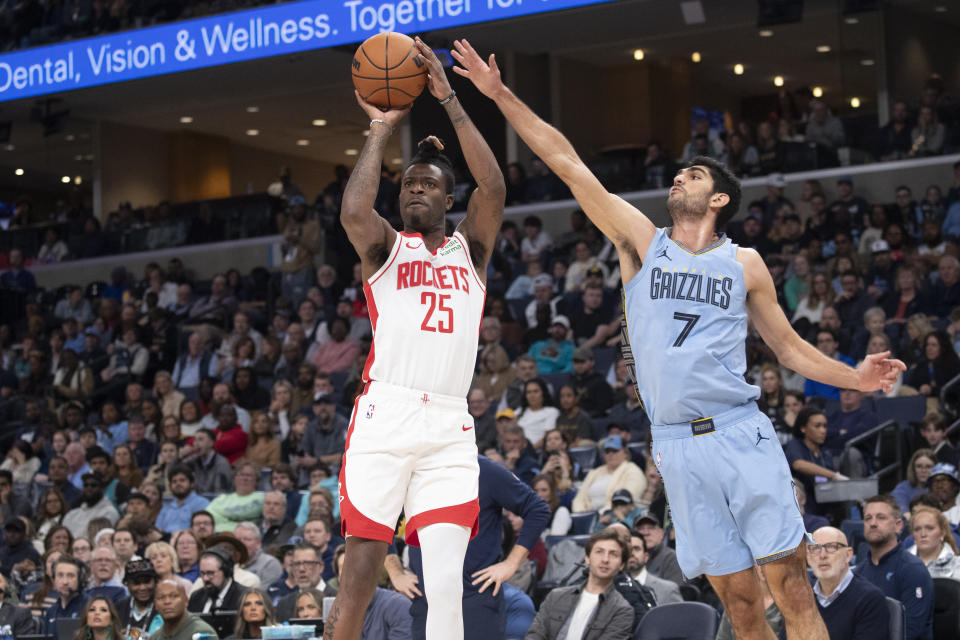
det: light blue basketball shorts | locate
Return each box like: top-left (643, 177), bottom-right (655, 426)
top-left (651, 403), bottom-right (807, 579)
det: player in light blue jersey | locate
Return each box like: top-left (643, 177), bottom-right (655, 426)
top-left (454, 41), bottom-right (906, 640)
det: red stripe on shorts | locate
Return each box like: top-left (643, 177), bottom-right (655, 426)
top-left (403, 497), bottom-right (480, 547)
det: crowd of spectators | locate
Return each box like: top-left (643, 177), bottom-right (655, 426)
top-left (1, 105), bottom-right (960, 638)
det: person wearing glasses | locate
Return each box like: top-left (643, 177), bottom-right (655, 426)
top-left (275, 542), bottom-right (337, 622)
top-left (807, 526), bottom-right (889, 639)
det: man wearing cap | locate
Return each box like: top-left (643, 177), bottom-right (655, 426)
top-left (855, 495), bottom-right (933, 640)
top-left (573, 435), bottom-right (646, 513)
top-left (633, 515), bottom-right (684, 586)
top-left (63, 471), bottom-right (120, 538)
top-left (150, 579), bottom-right (217, 640)
top-left (524, 273), bottom-right (564, 330)
top-left (299, 392), bottom-right (348, 474)
top-left (928, 463), bottom-right (960, 527)
top-left (598, 490), bottom-right (645, 531)
top-left (156, 466), bottom-right (210, 534)
top-left (188, 545), bottom-right (245, 613)
top-left (0, 517), bottom-right (39, 575)
top-left (761, 173), bottom-right (792, 228)
top-left (235, 522), bottom-right (284, 587)
top-left (828, 175), bottom-right (870, 222)
top-left (527, 315), bottom-right (575, 374)
top-left (117, 559), bottom-right (162, 636)
top-left (864, 239), bottom-right (896, 299)
top-left (571, 346), bottom-right (614, 418)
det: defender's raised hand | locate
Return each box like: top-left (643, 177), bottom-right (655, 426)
top-left (450, 39), bottom-right (505, 100)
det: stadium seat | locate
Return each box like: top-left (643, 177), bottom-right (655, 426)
top-left (679, 582), bottom-right (701, 602)
top-left (875, 396), bottom-right (926, 428)
top-left (569, 511), bottom-right (598, 535)
top-left (933, 577), bottom-right (960, 640)
top-left (634, 601), bottom-right (719, 640)
top-left (544, 534), bottom-right (592, 549)
top-left (887, 597), bottom-right (904, 640)
top-left (568, 446), bottom-right (597, 475)
top-left (541, 373), bottom-right (571, 394)
top-left (592, 346), bottom-right (616, 376)
top-left (840, 519), bottom-right (868, 563)
top-left (507, 296), bottom-right (532, 324)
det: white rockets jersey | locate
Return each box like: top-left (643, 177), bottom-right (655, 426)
top-left (362, 230), bottom-right (486, 397)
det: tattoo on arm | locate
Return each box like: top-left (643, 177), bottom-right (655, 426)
top-left (322, 603), bottom-right (341, 639)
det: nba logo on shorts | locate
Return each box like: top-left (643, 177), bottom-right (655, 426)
top-left (365, 403), bottom-right (375, 419)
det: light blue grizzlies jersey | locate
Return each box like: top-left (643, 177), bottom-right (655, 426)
top-left (623, 227), bottom-right (759, 425)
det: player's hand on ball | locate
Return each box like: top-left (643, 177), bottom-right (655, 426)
top-left (450, 39), bottom-right (504, 99)
top-left (413, 37), bottom-right (452, 101)
top-left (855, 351), bottom-right (907, 393)
top-left (353, 90), bottom-right (411, 128)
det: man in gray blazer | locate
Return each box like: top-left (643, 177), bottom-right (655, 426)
top-left (627, 532), bottom-right (683, 605)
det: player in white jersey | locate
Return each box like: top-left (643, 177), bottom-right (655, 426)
top-left (323, 39), bottom-right (504, 640)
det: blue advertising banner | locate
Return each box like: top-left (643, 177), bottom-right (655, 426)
top-left (0, 0), bottom-right (616, 103)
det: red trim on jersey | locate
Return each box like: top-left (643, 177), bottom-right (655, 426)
top-left (368, 235), bottom-right (403, 286)
top-left (399, 231), bottom-right (450, 256)
top-left (361, 282), bottom-right (378, 383)
top-left (454, 232), bottom-right (486, 293)
top-left (339, 384), bottom-right (396, 543)
top-left (404, 498), bottom-right (480, 547)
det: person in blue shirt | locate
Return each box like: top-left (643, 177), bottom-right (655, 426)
top-left (824, 388), bottom-right (879, 453)
top-left (44, 555), bottom-right (89, 634)
top-left (0, 249), bottom-right (36, 293)
top-left (408, 455), bottom-right (550, 640)
top-left (854, 495), bottom-right (933, 640)
top-left (155, 466), bottom-right (210, 534)
top-left (805, 329), bottom-right (856, 399)
top-left (526, 315), bottom-right (575, 374)
top-left (784, 407), bottom-right (847, 516)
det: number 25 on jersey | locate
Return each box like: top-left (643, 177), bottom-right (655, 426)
top-left (421, 292), bottom-right (454, 333)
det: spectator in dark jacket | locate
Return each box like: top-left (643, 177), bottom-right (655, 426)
top-left (570, 347), bottom-right (614, 419)
top-left (0, 571), bottom-right (35, 634)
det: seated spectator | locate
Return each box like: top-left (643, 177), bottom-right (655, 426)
top-left (632, 515), bottom-right (683, 585)
top-left (919, 412), bottom-right (956, 465)
top-left (569, 283), bottom-right (616, 349)
top-left (145, 541), bottom-right (193, 595)
top-left (505, 260), bottom-right (544, 300)
top-left (784, 407), bottom-right (845, 516)
top-left (794, 483), bottom-right (829, 535)
top-left (187, 546), bottom-right (244, 613)
top-left (527, 316), bottom-right (574, 374)
top-left (892, 449), bottom-right (937, 513)
top-left (681, 118), bottom-right (724, 162)
top-left (275, 542), bottom-right (337, 621)
top-left (532, 473), bottom-right (571, 537)
top-left (46, 455), bottom-right (81, 507)
top-left (805, 99), bottom-right (846, 149)
top-left (555, 386), bottom-right (594, 445)
top-left (232, 587), bottom-right (277, 640)
top-left (125, 416), bottom-right (157, 475)
top-left (299, 393), bottom-right (348, 474)
top-left (309, 317), bottom-right (360, 374)
top-left (55, 286), bottom-right (95, 324)
top-left (876, 99), bottom-right (913, 161)
top-left (111, 444), bottom-right (144, 501)
top-left (206, 461), bottom-right (264, 532)
top-left (259, 491), bottom-right (296, 547)
top-left (565, 242), bottom-right (609, 293)
top-left (188, 273), bottom-right (237, 326)
top-left (153, 371), bottom-right (185, 420)
top-left (171, 332), bottom-right (218, 391)
top-left (43, 555), bottom-right (88, 634)
top-left (200, 383), bottom-right (251, 433)
top-left (524, 274), bottom-right (564, 331)
top-left (570, 347), bottom-right (614, 419)
top-left (245, 411), bottom-right (281, 469)
top-left (100, 327), bottom-right (149, 386)
top-left (212, 405), bottom-right (248, 465)
top-left (824, 387), bottom-right (879, 454)
top-left (905, 331), bottom-right (960, 405)
top-left (0, 248), bottom-right (35, 292)
top-left (910, 106), bottom-right (945, 157)
top-left (0, 571), bottom-right (35, 634)
top-left (804, 329), bottom-right (855, 399)
top-left (302, 515), bottom-right (338, 581)
top-left (63, 472), bottom-right (120, 539)
top-left (597, 489), bottom-right (644, 531)
top-left (155, 466), bottom-right (209, 534)
top-left (928, 463), bottom-right (960, 527)
top-left (525, 529), bottom-right (634, 639)
top-left (0, 517), bottom-right (39, 575)
top-left (52, 349), bottom-right (94, 405)
top-left (626, 532), bottom-right (682, 605)
top-left (234, 522), bottom-right (283, 588)
top-left (115, 559), bottom-right (161, 635)
top-left (188, 429), bottom-right (233, 495)
top-left (573, 435), bottom-right (646, 513)
top-left (931, 255), bottom-right (960, 319)
top-left (854, 495), bottom-right (933, 640)
top-left (329, 544), bottom-right (412, 637)
top-left (467, 388), bottom-right (497, 453)
top-left (152, 579), bottom-right (218, 640)
top-left (502, 355), bottom-right (539, 410)
top-left (88, 546), bottom-right (128, 604)
top-left (517, 379), bottom-right (560, 447)
top-left (808, 526), bottom-right (889, 639)
top-left (906, 506), bottom-right (960, 581)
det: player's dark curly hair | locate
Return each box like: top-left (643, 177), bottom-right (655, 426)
top-left (686, 155), bottom-right (742, 231)
top-left (407, 136), bottom-right (455, 195)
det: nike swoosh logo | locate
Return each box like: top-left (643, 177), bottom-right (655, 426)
top-left (462, 425), bottom-right (473, 431)
top-left (406, 242), bottom-right (422, 249)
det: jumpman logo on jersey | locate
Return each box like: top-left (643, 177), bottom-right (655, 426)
top-left (755, 428), bottom-right (770, 446)
top-left (656, 247), bottom-right (671, 261)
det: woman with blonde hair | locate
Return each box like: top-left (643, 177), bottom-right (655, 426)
top-left (792, 272), bottom-right (835, 328)
top-left (145, 540), bottom-right (194, 593)
top-left (268, 380), bottom-right (298, 439)
top-left (245, 411), bottom-right (282, 468)
top-left (153, 370), bottom-right (185, 419)
top-left (474, 344), bottom-right (515, 403)
top-left (907, 505), bottom-right (960, 580)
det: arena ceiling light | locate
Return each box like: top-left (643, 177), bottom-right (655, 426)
top-left (179, 116), bottom-right (193, 124)
top-left (633, 49), bottom-right (645, 61)
top-left (733, 64), bottom-right (744, 75)
top-left (844, 16), bottom-right (859, 24)
top-left (60, 175), bottom-right (70, 183)
top-left (312, 119), bottom-right (327, 127)
top-left (934, 6), bottom-right (947, 12)
top-left (759, 29), bottom-right (774, 37)
top-left (246, 129), bottom-right (259, 136)
top-left (74, 176), bottom-right (82, 185)
top-left (774, 76), bottom-right (784, 87)
top-left (345, 149), bottom-right (358, 156)
top-left (246, 106), bottom-right (259, 113)
top-left (14, 168), bottom-right (23, 175)
top-left (816, 45), bottom-right (831, 53)
top-left (861, 59), bottom-right (875, 66)
top-left (812, 86), bottom-right (824, 97)
top-left (296, 139), bottom-right (309, 146)
top-left (850, 97), bottom-right (861, 108)
top-left (691, 52), bottom-right (701, 63)
top-left (5, 144), bottom-right (13, 151)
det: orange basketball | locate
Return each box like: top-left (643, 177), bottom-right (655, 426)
top-left (352, 32), bottom-right (427, 110)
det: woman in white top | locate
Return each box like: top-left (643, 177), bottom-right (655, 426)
top-left (532, 473), bottom-right (572, 538)
top-left (907, 505), bottom-right (960, 581)
top-left (517, 379), bottom-right (560, 448)
top-left (1, 439), bottom-right (40, 485)
top-left (792, 272), bottom-right (834, 327)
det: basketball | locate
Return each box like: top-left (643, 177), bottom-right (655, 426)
top-left (352, 32), bottom-right (427, 110)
